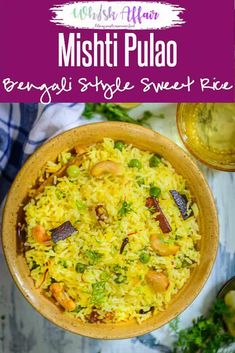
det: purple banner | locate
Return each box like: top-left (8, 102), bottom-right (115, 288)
top-left (0, 0), bottom-right (234, 102)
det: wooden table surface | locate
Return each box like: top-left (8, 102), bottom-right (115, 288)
top-left (0, 103), bottom-right (234, 353)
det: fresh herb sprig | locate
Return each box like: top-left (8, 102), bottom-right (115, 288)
top-left (136, 110), bottom-right (165, 125)
top-left (170, 298), bottom-right (235, 353)
top-left (83, 103), bottom-right (135, 123)
top-left (83, 103), bottom-right (165, 126)
top-left (91, 281), bottom-right (106, 305)
top-left (118, 200), bottom-right (133, 217)
top-left (85, 250), bottom-right (103, 265)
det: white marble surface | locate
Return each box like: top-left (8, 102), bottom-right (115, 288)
top-left (0, 104), bottom-right (234, 353)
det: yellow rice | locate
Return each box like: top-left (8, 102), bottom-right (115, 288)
top-left (24, 138), bottom-right (200, 323)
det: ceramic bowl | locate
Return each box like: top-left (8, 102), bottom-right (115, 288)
top-left (218, 277), bottom-right (235, 299)
top-left (2, 122), bottom-right (218, 339)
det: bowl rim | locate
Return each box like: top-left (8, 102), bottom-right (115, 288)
top-left (176, 103), bottom-right (235, 172)
top-left (218, 276), bottom-right (235, 299)
top-left (2, 121), bottom-right (219, 339)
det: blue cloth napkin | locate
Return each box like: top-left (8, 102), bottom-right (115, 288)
top-left (0, 103), bottom-right (97, 203)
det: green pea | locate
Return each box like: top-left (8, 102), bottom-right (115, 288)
top-left (149, 155), bottom-right (161, 167)
top-left (75, 263), bottom-right (86, 273)
top-left (139, 252), bottom-right (150, 264)
top-left (66, 164), bottom-right (80, 178)
top-left (149, 186), bottom-right (161, 198)
top-left (114, 273), bottom-right (127, 284)
top-left (114, 140), bottom-right (125, 151)
top-left (128, 159), bottom-right (142, 169)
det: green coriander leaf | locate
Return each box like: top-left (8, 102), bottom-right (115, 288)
top-left (83, 104), bottom-right (165, 127)
top-left (83, 103), bottom-right (137, 124)
top-left (85, 250), bottom-right (103, 265)
top-left (58, 260), bottom-right (68, 268)
top-left (83, 103), bottom-right (99, 119)
top-left (118, 200), bottom-right (133, 217)
top-left (137, 111), bottom-right (165, 125)
top-left (169, 317), bottom-right (180, 333)
top-left (74, 305), bottom-right (85, 313)
top-left (76, 200), bottom-right (86, 210)
top-left (171, 298), bottom-right (235, 353)
top-left (91, 281), bottom-right (106, 304)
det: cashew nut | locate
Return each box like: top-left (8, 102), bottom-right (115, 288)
top-left (90, 161), bottom-right (124, 178)
top-left (50, 283), bottom-right (76, 311)
top-left (150, 234), bottom-right (179, 256)
top-left (75, 145), bottom-right (87, 155)
top-left (145, 271), bottom-right (169, 292)
top-left (32, 225), bottom-right (51, 243)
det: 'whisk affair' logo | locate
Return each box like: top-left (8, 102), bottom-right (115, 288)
top-left (50, 1), bottom-right (185, 29)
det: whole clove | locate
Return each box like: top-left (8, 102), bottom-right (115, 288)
top-left (139, 306), bottom-right (155, 314)
top-left (120, 237), bottom-right (129, 254)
